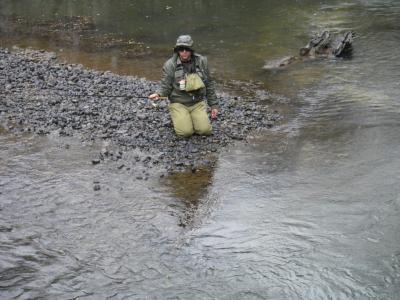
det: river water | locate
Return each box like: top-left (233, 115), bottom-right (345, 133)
top-left (1, 0), bottom-right (400, 299)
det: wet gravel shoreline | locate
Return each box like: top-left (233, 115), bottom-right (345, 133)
top-left (0, 47), bottom-right (280, 176)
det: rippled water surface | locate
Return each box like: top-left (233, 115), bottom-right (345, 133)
top-left (1, 0), bottom-right (400, 299)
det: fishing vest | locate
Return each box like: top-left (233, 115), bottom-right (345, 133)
top-left (173, 54), bottom-right (207, 85)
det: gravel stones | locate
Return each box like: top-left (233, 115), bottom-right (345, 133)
top-left (0, 47), bottom-right (280, 176)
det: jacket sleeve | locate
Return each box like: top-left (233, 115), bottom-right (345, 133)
top-left (202, 57), bottom-right (219, 108)
top-left (157, 61), bottom-right (174, 97)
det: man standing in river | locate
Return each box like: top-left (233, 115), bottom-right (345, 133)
top-left (149, 35), bottom-right (219, 137)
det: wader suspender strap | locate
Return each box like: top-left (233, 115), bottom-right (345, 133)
top-left (174, 60), bottom-right (184, 82)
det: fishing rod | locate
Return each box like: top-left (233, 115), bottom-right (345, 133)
top-left (68, 94), bottom-right (169, 107)
top-left (7, 85), bottom-right (167, 100)
top-left (63, 94), bottom-right (168, 107)
top-left (80, 94), bottom-right (168, 100)
top-left (56, 93), bottom-right (168, 100)
top-left (21, 88), bottom-right (169, 106)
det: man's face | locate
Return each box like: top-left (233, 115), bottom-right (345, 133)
top-left (177, 47), bottom-right (192, 61)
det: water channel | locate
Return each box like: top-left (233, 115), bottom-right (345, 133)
top-left (1, 0), bottom-right (399, 299)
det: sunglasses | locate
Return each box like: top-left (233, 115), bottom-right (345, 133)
top-left (176, 47), bottom-right (192, 52)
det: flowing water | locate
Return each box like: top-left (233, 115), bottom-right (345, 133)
top-left (1, 0), bottom-right (400, 299)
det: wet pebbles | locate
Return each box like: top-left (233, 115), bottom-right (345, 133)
top-left (0, 47), bottom-right (280, 175)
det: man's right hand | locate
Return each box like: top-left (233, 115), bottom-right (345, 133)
top-left (148, 93), bottom-right (160, 100)
top-left (211, 107), bottom-right (219, 120)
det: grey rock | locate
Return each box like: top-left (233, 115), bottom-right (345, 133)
top-left (0, 47), bottom-right (279, 177)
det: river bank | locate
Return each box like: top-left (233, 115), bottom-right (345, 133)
top-left (0, 47), bottom-right (280, 177)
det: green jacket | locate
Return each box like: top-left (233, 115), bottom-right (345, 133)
top-left (157, 53), bottom-right (218, 108)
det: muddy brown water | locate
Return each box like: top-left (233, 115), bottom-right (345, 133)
top-left (1, 0), bottom-right (400, 299)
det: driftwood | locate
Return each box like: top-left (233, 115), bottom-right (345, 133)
top-left (263, 31), bottom-right (354, 70)
top-left (299, 31), bottom-right (354, 57)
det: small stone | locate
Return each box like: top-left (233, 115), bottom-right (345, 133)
top-left (0, 47), bottom-right (278, 177)
top-left (93, 184), bottom-right (101, 191)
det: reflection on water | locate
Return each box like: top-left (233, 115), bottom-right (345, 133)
top-left (1, 0), bottom-right (400, 299)
top-left (164, 169), bottom-right (214, 228)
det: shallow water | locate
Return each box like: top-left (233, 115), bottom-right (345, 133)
top-left (1, 0), bottom-right (400, 299)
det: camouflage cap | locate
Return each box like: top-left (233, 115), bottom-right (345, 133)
top-left (174, 35), bottom-right (194, 50)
